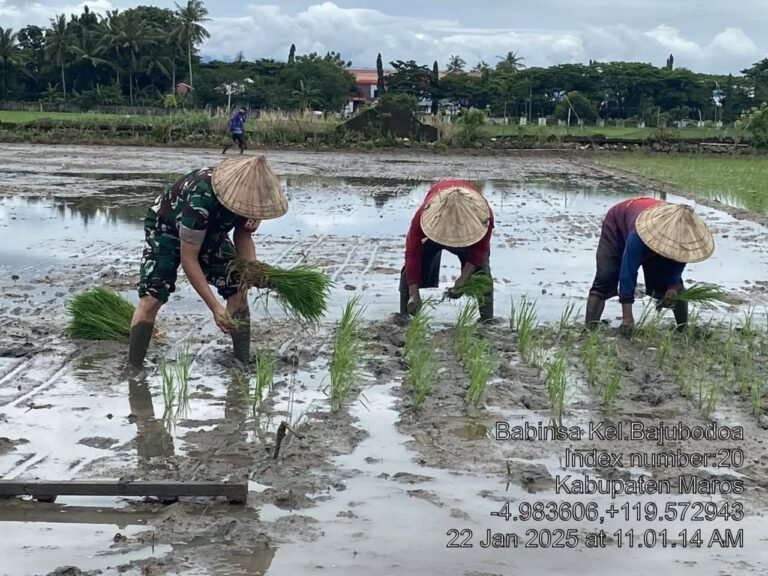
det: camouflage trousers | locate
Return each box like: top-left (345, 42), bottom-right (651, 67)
top-left (137, 210), bottom-right (241, 304)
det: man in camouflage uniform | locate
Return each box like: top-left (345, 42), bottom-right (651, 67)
top-left (128, 156), bottom-right (286, 368)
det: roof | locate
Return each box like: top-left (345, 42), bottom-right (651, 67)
top-left (349, 67), bottom-right (482, 84)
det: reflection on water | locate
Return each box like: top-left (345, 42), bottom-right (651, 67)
top-left (128, 377), bottom-right (175, 460)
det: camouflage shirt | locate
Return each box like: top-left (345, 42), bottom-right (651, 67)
top-left (150, 167), bottom-right (244, 249)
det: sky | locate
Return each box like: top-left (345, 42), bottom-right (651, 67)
top-left (1, 0), bottom-right (766, 75)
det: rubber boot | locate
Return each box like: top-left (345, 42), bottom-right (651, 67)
top-left (673, 300), bottom-right (688, 332)
top-left (127, 321), bottom-right (155, 368)
top-left (222, 144), bottom-right (229, 154)
top-left (230, 309), bottom-right (251, 365)
top-left (478, 289), bottom-right (494, 323)
top-left (585, 295), bottom-right (605, 329)
top-left (399, 289), bottom-right (409, 317)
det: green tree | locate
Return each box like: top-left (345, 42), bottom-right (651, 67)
top-left (44, 14), bottom-right (75, 98)
top-left (173, 0), bottom-right (210, 97)
top-left (120, 12), bottom-right (159, 105)
top-left (376, 53), bottom-right (385, 96)
top-left (386, 60), bottom-right (432, 99)
top-left (288, 43), bottom-right (296, 64)
top-left (447, 54), bottom-right (465, 73)
top-left (430, 60), bottom-right (440, 115)
top-left (0, 27), bottom-right (24, 100)
top-left (495, 51), bottom-right (525, 73)
top-left (292, 78), bottom-right (320, 111)
top-left (554, 91), bottom-right (597, 123)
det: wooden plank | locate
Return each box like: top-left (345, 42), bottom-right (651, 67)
top-left (0, 480), bottom-right (248, 504)
top-left (0, 504), bottom-right (157, 526)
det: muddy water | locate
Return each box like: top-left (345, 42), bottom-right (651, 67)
top-left (1, 145), bottom-right (767, 576)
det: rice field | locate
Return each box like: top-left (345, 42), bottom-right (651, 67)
top-left (0, 144), bottom-right (766, 575)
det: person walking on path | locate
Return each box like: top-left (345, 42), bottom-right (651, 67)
top-left (127, 155), bottom-right (288, 368)
top-left (398, 179), bottom-right (495, 321)
top-left (585, 197), bottom-right (714, 335)
top-left (223, 107), bottom-right (247, 154)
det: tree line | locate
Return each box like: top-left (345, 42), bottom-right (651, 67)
top-left (1, 1), bottom-right (768, 124)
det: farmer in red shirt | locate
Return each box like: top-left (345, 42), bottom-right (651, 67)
top-left (585, 197), bottom-right (714, 335)
top-left (399, 179), bottom-right (494, 321)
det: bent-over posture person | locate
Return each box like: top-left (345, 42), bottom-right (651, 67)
top-left (127, 155), bottom-right (288, 368)
top-left (399, 179), bottom-right (495, 320)
top-left (585, 197), bottom-right (714, 335)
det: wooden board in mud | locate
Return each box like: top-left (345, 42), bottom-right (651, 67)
top-left (0, 479), bottom-right (248, 504)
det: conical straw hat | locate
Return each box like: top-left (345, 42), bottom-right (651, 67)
top-left (420, 185), bottom-right (490, 247)
top-left (211, 155), bottom-right (288, 220)
top-left (635, 202), bottom-right (714, 263)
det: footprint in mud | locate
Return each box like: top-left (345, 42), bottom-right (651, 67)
top-left (77, 437), bottom-right (119, 450)
top-left (391, 472), bottom-right (433, 484)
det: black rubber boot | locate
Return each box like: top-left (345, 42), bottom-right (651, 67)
top-left (585, 295), bottom-right (605, 329)
top-left (127, 321), bottom-right (155, 368)
top-left (230, 309), bottom-right (251, 365)
top-left (673, 300), bottom-right (688, 332)
top-left (399, 290), bottom-right (409, 317)
top-left (478, 289), bottom-right (494, 323)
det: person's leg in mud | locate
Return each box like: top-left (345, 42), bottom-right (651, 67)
top-left (203, 239), bottom-right (251, 365)
top-left (400, 240), bottom-right (443, 317)
top-left (236, 133), bottom-right (247, 154)
top-left (586, 222), bottom-right (622, 329)
top-left (643, 262), bottom-right (688, 332)
top-left (129, 222), bottom-right (179, 368)
top-left (223, 133), bottom-right (236, 154)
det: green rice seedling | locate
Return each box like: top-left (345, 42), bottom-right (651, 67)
top-left (511, 296), bottom-right (538, 363)
top-left (465, 337), bottom-right (499, 408)
top-left (671, 283), bottom-right (728, 304)
top-left (739, 306), bottom-right (757, 351)
top-left (735, 350), bottom-right (755, 397)
top-left (158, 355), bottom-right (176, 418)
top-left (455, 300), bottom-right (479, 363)
top-left (601, 358), bottom-right (622, 414)
top-left (544, 350), bottom-right (567, 426)
top-left (580, 329), bottom-right (600, 385)
top-left (703, 378), bottom-right (722, 418)
top-left (509, 296), bottom-right (517, 331)
top-left (456, 273), bottom-right (493, 305)
top-left (750, 378), bottom-right (762, 418)
top-left (656, 329), bottom-right (673, 367)
top-left (228, 257), bottom-right (332, 326)
top-left (527, 334), bottom-right (548, 374)
top-left (250, 348), bottom-right (275, 414)
top-left (174, 344), bottom-right (192, 417)
top-left (557, 301), bottom-right (577, 339)
top-left (64, 286), bottom-right (140, 341)
top-left (405, 306), bottom-right (437, 408)
top-left (635, 302), bottom-right (664, 342)
top-left (328, 296), bottom-right (366, 412)
top-left (722, 324), bottom-right (735, 377)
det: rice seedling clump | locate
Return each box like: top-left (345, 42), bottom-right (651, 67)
top-left (228, 257), bottom-right (332, 326)
top-left (64, 286), bottom-right (137, 341)
top-left (456, 273), bottom-right (493, 304)
top-left (671, 283), bottom-right (727, 304)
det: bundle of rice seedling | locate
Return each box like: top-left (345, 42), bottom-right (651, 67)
top-left (455, 273), bottom-right (493, 303)
top-left (670, 283), bottom-right (728, 304)
top-left (228, 257), bottom-right (332, 326)
top-left (64, 286), bottom-right (137, 341)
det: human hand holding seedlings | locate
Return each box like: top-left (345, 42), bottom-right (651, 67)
top-left (656, 287), bottom-right (679, 310)
top-left (213, 304), bottom-right (236, 334)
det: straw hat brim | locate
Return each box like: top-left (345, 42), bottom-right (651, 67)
top-left (635, 203), bottom-right (714, 263)
top-left (420, 185), bottom-right (490, 247)
top-left (211, 156), bottom-right (288, 220)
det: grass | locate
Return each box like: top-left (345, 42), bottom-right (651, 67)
top-left (580, 329), bottom-right (600, 385)
top-left (598, 154), bottom-right (768, 215)
top-left (228, 257), bottom-right (332, 327)
top-left (240, 348), bottom-right (276, 415)
top-left (327, 296), bottom-right (365, 412)
top-left (556, 301), bottom-right (579, 340)
top-left (600, 349), bottom-right (622, 414)
top-left (404, 305), bottom-right (437, 409)
top-left (64, 286), bottom-right (137, 341)
top-left (544, 350), bottom-right (567, 425)
top-left (656, 329), bottom-right (674, 367)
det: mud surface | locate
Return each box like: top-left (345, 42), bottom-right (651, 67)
top-left (0, 143), bottom-right (767, 575)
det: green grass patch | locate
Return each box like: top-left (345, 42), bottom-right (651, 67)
top-left (598, 153), bottom-right (768, 214)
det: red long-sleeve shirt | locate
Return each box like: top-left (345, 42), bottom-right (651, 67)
top-left (404, 179), bottom-right (494, 285)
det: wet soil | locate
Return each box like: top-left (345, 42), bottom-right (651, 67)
top-left (0, 144), bottom-right (767, 575)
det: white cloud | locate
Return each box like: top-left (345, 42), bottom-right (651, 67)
top-left (1, 0), bottom-right (765, 74)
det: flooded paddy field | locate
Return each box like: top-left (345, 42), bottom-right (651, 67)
top-left (0, 143), bottom-right (767, 575)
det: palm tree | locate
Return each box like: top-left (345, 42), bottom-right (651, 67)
top-left (141, 44), bottom-right (174, 93)
top-left (292, 79), bottom-right (320, 112)
top-left (173, 0), bottom-right (210, 97)
top-left (68, 26), bottom-right (108, 90)
top-left (45, 14), bottom-right (75, 98)
top-left (495, 51), bottom-right (525, 73)
top-left (447, 54), bottom-right (465, 73)
top-left (0, 27), bottom-right (24, 100)
top-left (119, 12), bottom-right (159, 105)
top-left (98, 10), bottom-right (124, 88)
